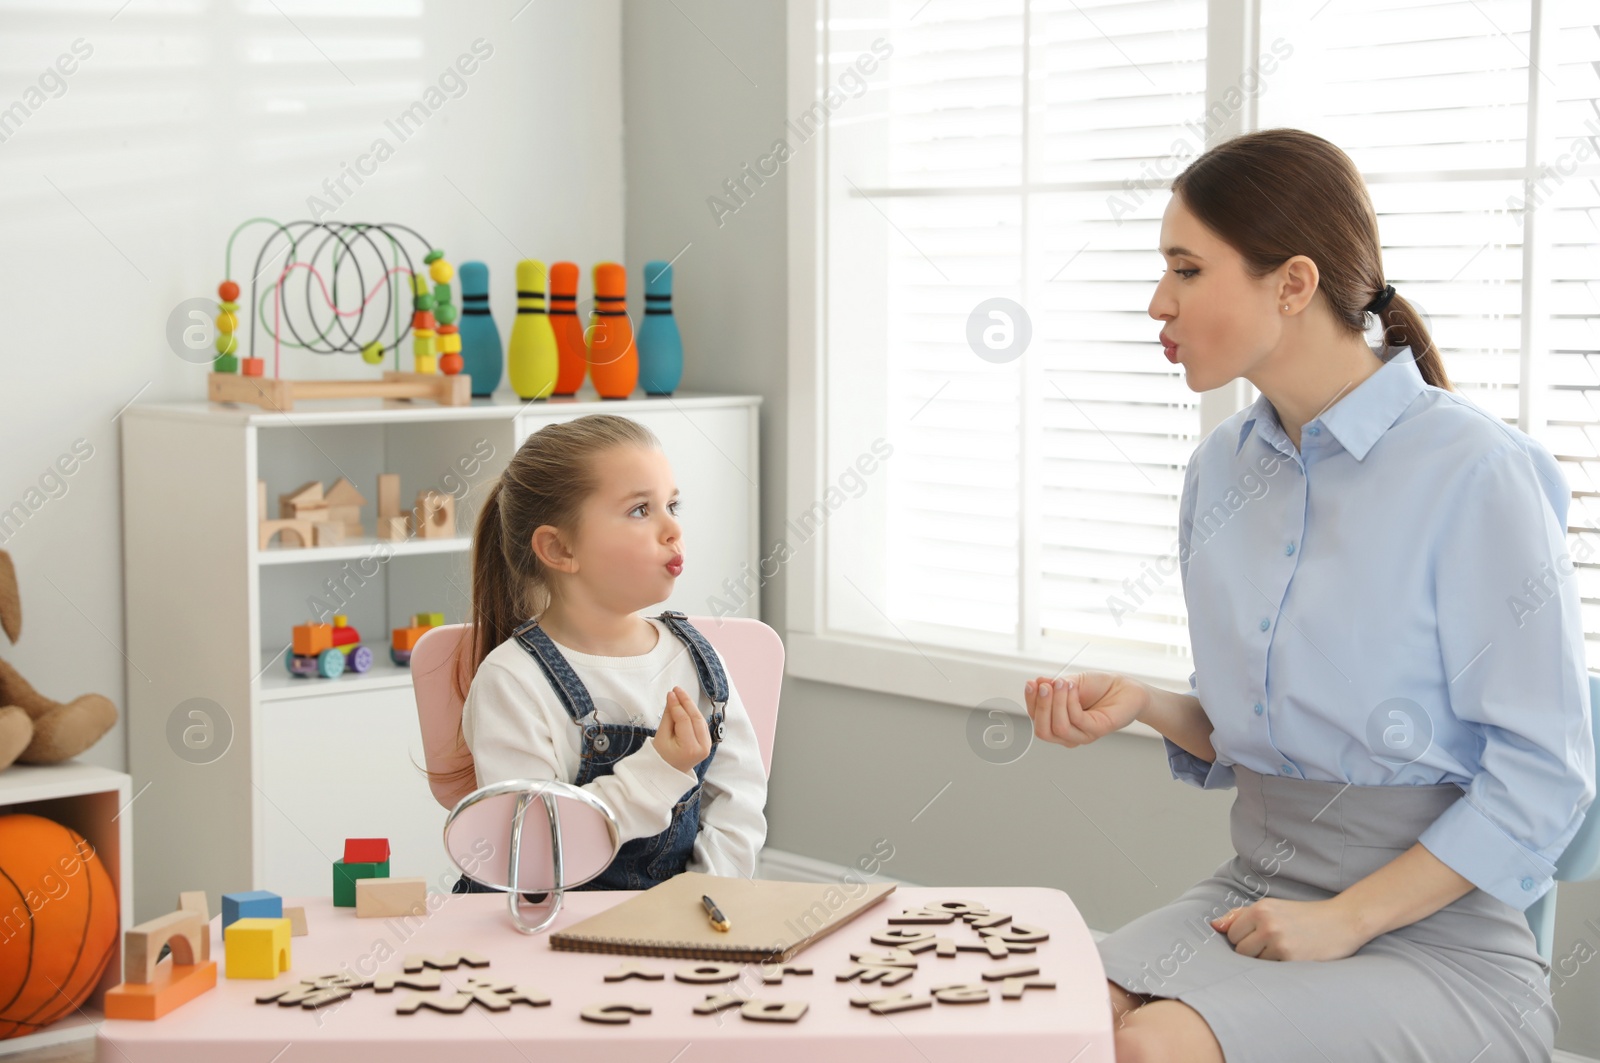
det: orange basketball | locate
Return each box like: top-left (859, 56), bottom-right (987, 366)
top-left (0, 814), bottom-right (118, 1040)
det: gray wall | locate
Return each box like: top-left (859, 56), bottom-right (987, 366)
top-left (621, 0), bottom-right (1600, 1055)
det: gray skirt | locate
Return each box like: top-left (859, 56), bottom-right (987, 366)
top-left (1097, 764), bottom-right (1557, 1062)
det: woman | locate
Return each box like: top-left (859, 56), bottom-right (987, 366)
top-left (1025, 128), bottom-right (1595, 1063)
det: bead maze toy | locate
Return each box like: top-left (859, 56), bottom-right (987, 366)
top-left (206, 219), bottom-right (474, 412)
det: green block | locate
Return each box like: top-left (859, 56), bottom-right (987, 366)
top-left (333, 858), bottom-right (389, 907)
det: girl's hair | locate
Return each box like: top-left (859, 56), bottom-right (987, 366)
top-left (425, 413), bottom-right (661, 793)
top-left (1171, 127), bottom-right (1452, 392)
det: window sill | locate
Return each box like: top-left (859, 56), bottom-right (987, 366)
top-left (785, 630), bottom-right (1195, 742)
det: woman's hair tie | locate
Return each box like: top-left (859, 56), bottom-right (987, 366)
top-left (1365, 283), bottom-right (1396, 314)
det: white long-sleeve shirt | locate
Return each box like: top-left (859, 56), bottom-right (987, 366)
top-left (460, 615), bottom-right (768, 879)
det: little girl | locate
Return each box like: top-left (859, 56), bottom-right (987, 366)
top-left (444, 413), bottom-right (767, 893)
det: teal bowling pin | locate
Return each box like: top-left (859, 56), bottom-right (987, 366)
top-left (457, 261), bottom-right (502, 397)
top-left (637, 260), bottom-right (683, 396)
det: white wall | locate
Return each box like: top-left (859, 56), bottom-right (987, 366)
top-left (0, 1), bottom-right (624, 775)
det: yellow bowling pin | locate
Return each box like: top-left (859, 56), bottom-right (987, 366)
top-left (507, 259), bottom-right (559, 400)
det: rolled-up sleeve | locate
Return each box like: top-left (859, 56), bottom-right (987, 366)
top-left (1165, 669), bottom-right (1237, 789)
top-left (1417, 441), bottom-right (1597, 910)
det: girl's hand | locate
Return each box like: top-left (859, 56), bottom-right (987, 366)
top-left (1211, 898), bottom-right (1369, 961)
top-left (651, 685), bottom-right (711, 773)
top-left (1024, 672), bottom-right (1148, 747)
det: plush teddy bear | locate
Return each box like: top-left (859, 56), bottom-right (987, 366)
top-left (0, 550), bottom-right (118, 773)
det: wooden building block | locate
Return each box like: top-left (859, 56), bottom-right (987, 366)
top-left (377, 514), bottom-right (409, 541)
top-left (325, 477), bottom-right (367, 536)
top-left (279, 480), bottom-right (326, 519)
top-left (259, 518), bottom-right (314, 550)
top-left (412, 490), bottom-right (456, 539)
top-left (125, 910), bottom-right (207, 983)
top-left (256, 480), bottom-right (267, 520)
top-left (224, 917), bottom-right (292, 979)
top-left (356, 876), bottom-right (428, 918)
top-left (312, 521), bottom-right (344, 546)
top-left (284, 906), bottom-right (308, 937)
top-left (378, 473), bottom-right (400, 519)
top-left (344, 837), bottom-right (391, 864)
top-left (332, 858), bottom-right (388, 907)
top-left (105, 959), bottom-right (217, 1021)
top-left (177, 890), bottom-right (209, 924)
top-left (221, 890), bottom-right (282, 932)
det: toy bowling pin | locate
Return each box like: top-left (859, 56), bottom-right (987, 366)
top-left (549, 261), bottom-right (587, 397)
top-left (507, 259), bottom-right (559, 401)
top-left (637, 260), bottom-right (683, 396)
top-left (457, 261), bottom-right (503, 397)
top-left (587, 262), bottom-right (636, 399)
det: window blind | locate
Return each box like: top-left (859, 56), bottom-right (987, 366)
top-left (822, 0), bottom-right (1207, 672)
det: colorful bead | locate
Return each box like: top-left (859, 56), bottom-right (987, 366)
top-left (214, 353), bottom-right (238, 374)
top-left (215, 332), bottom-right (238, 355)
top-left (411, 310), bottom-right (436, 331)
top-left (434, 302), bottom-right (457, 326)
top-left (218, 301), bottom-right (238, 313)
top-left (440, 353), bottom-right (463, 375)
top-left (413, 292), bottom-right (435, 313)
top-left (411, 274), bottom-right (430, 297)
top-left (219, 280), bottom-right (240, 302)
top-left (423, 250), bottom-right (444, 265)
top-left (438, 331), bottom-right (461, 354)
top-left (429, 259), bottom-right (453, 284)
top-left (361, 340), bottom-right (384, 365)
top-left (242, 357), bottom-right (265, 377)
top-left (215, 310), bottom-right (238, 333)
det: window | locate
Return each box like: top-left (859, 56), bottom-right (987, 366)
top-left (786, 0), bottom-right (1600, 704)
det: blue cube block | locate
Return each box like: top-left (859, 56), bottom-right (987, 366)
top-left (222, 889), bottom-right (283, 932)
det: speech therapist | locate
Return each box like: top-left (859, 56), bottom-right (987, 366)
top-left (1024, 128), bottom-right (1595, 1063)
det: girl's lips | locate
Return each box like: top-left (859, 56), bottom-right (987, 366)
top-left (666, 557), bottom-right (684, 576)
top-left (1163, 344), bottom-right (1180, 363)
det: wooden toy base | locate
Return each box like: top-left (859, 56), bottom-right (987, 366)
top-left (209, 371), bottom-right (471, 412)
top-left (105, 960), bottom-right (218, 1021)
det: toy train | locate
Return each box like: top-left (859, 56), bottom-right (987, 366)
top-left (288, 615), bottom-right (372, 678)
top-left (391, 613), bottom-right (443, 666)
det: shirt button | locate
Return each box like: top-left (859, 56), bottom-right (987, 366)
top-left (1259, 618), bottom-right (1271, 631)
top-left (1285, 543), bottom-right (1295, 555)
top-left (1280, 764), bottom-right (1293, 775)
top-left (1254, 703), bottom-right (1264, 715)
top-left (1521, 877), bottom-right (1535, 891)
top-left (1308, 426), bottom-right (1321, 436)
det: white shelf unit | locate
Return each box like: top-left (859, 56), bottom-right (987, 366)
top-left (0, 762), bottom-right (133, 1058)
top-left (121, 390), bottom-right (761, 925)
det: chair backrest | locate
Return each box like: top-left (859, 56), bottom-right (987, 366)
top-left (412, 615), bottom-right (784, 811)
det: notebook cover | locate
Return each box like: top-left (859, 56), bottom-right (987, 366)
top-left (547, 872), bottom-right (897, 963)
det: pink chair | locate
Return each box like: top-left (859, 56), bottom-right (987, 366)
top-left (410, 615), bottom-right (784, 932)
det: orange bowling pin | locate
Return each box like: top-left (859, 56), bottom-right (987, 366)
top-left (586, 262), bottom-right (636, 399)
top-left (549, 261), bottom-right (587, 397)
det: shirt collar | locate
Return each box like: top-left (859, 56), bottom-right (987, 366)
top-left (1234, 346), bottom-right (1427, 462)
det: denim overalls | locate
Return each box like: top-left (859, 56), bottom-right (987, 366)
top-left (452, 610), bottom-right (728, 897)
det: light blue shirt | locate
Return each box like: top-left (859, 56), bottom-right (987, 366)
top-left (1169, 345), bottom-right (1595, 911)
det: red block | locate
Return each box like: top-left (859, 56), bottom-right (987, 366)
top-left (344, 838), bottom-right (390, 864)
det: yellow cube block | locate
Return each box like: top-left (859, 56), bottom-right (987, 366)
top-left (224, 916), bottom-right (292, 979)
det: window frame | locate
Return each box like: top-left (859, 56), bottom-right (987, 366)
top-left (783, 0), bottom-right (1585, 718)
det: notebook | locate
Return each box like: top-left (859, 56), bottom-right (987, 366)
top-left (548, 871), bottom-right (897, 963)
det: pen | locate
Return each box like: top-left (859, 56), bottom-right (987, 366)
top-left (702, 893), bottom-right (730, 932)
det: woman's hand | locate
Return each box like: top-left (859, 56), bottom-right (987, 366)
top-left (1211, 898), bottom-right (1370, 962)
top-left (1024, 672), bottom-right (1149, 747)
top-left (651, 685), bottom-right (711, 772)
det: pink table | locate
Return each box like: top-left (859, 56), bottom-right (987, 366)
top-left (97, 886), bottom-right (1113, 1062)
